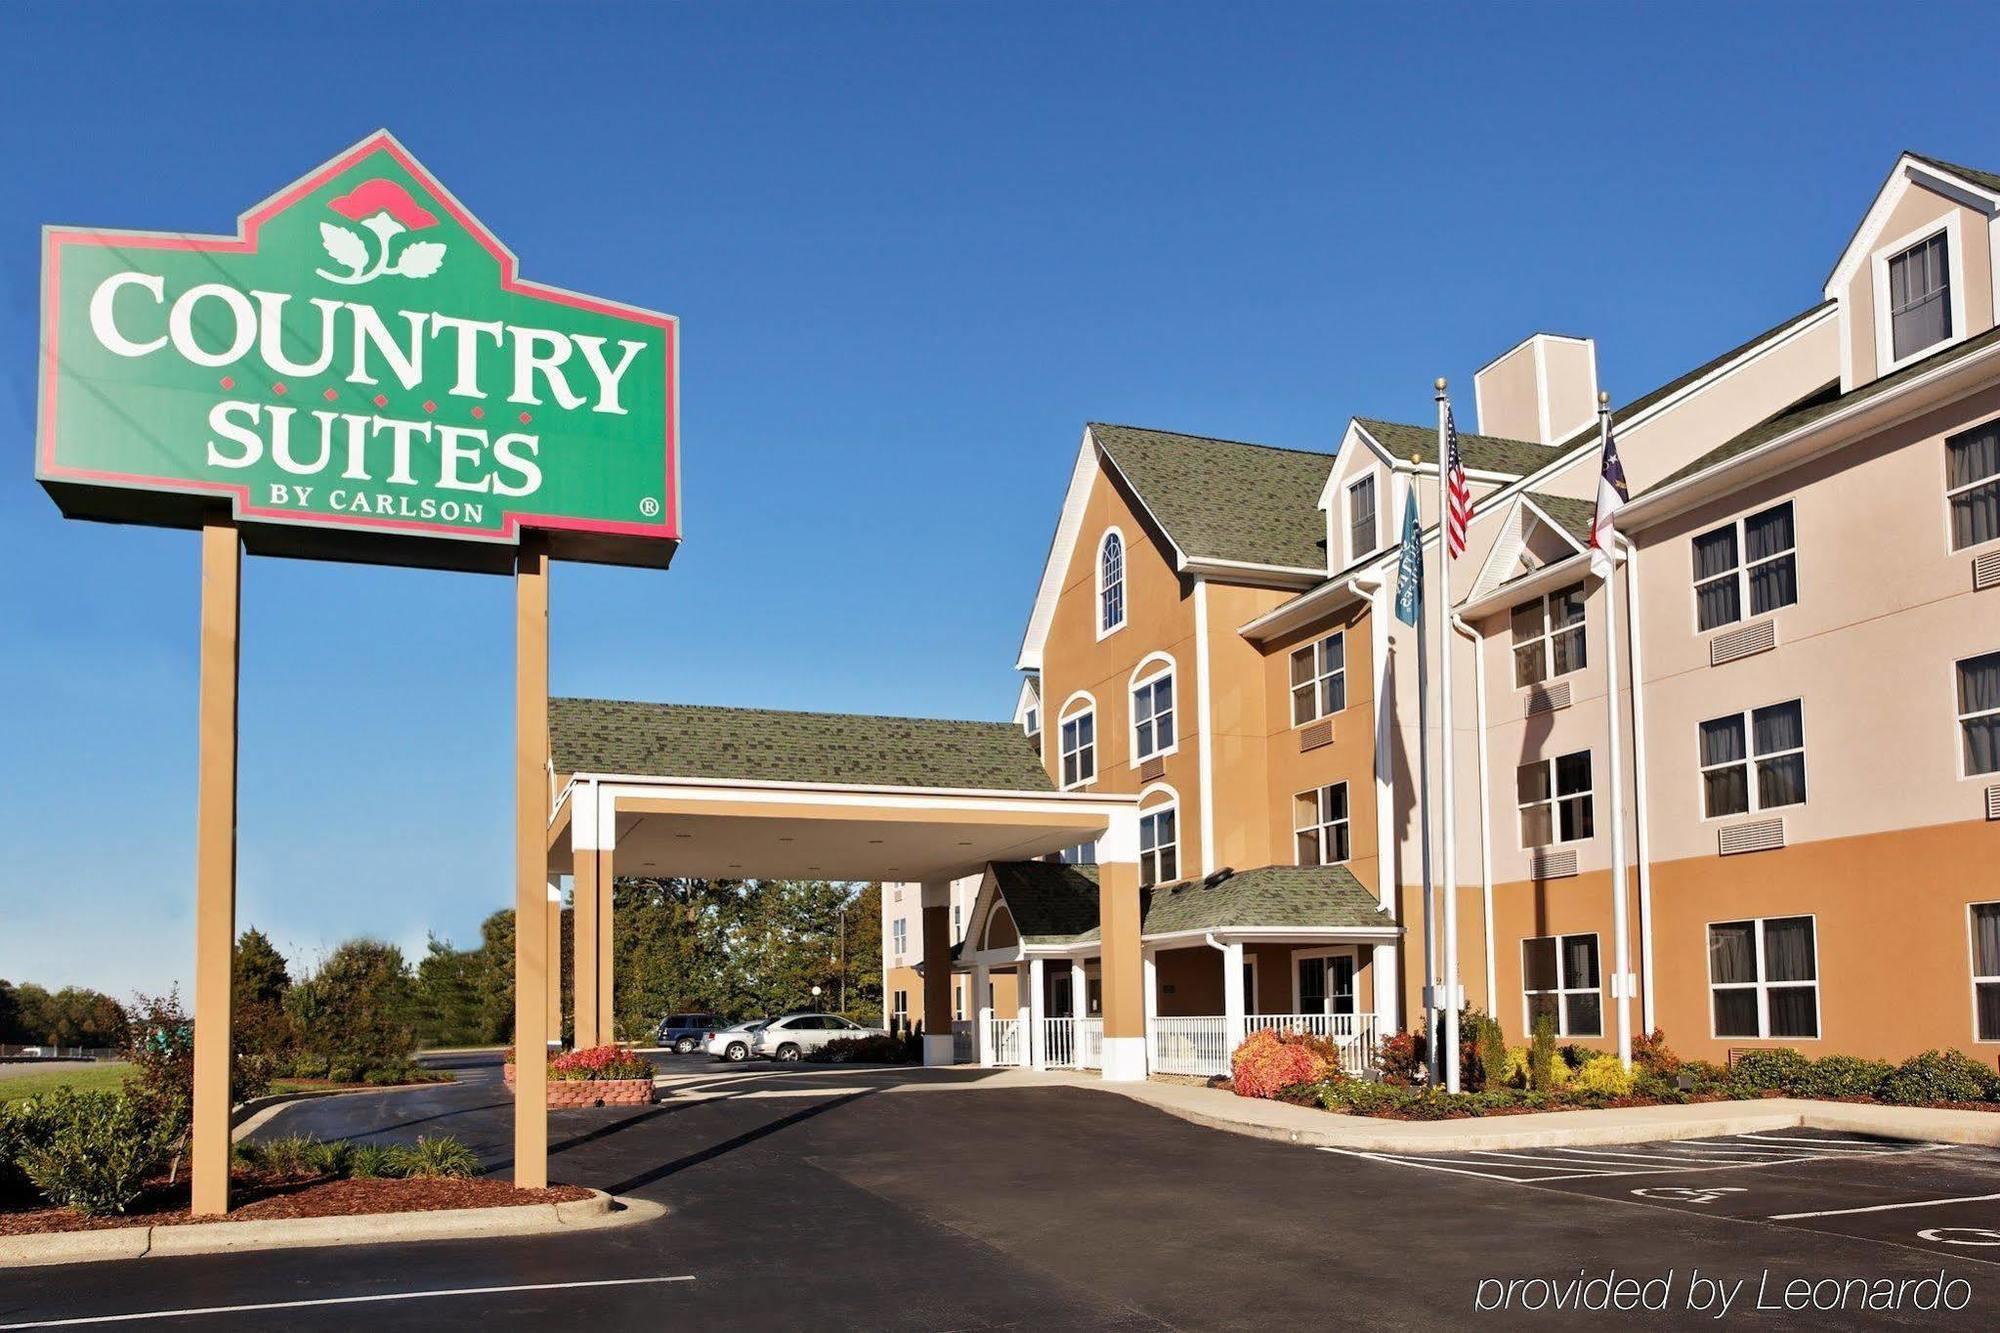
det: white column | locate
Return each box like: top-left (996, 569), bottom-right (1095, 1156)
top-left (1015, 966), bottom-right (1032, 1067)
top-left (974, 963), bottom-right (993, 1066)
top-left (1027, 957), bottom-right (1047, 1069)
top-left (1070, 958), bottom-right (1087, 1017)
top-left (1371, 941), bottom-right (1401, 1031)
top-left (1222, 938), bottom-right (1246, 1055)
top-left (1141, 945), bottom-right (1159, 1067)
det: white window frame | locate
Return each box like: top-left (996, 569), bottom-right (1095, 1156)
top-left (1293, 781), bottom-right (1351, 866)
top-left (1129, 654), bottom-right (1178, 763)
top-left (1970, 901), bottom-right (2000, 1043)
top-left (1137, 787), bottom-right (1179, 888)
top-left (1690, 500), bottom-right (1800, 634)
top-left (1510, 581), bottom-right (1587, 689)
top-left (1095, 528), bottom-right (1127, 639)
top-left (1946, 421), bottom-right (2000, 553)
top-left (1289, 631), bottom-right (1347, 727)
top-left (1958, 651), bottom-right (2000, 780)
top-left (1516, 749), bottom-right (1593, 849)
top-left (890, 917), bottom-right (907, 959)
top-left (1057, 693), bottom-right (1097, 790)
top-left (952, 903), bottom-right (962, 941)
top-left (1023, 705), bottom-right (1039, 738)
top-left (892, 989), bottom-right (908, 1025)
top-left (1291, 945), bottom-right (1360, 1015)
top-left (1698, 699), bottom-right (1808, 821)
top-left (1706, 914), bottom-right (1820, 1041)
top-left (1520, 933), bottom-right (1603, 1038)
top-left (1346, 472), bottom-right (1380, 564)
top-left (1872, 213), bottom-right (1968, 377)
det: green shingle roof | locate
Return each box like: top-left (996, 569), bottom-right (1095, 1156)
top-left (1353, 417), bottom-right (1554, 476)
top-left (549, 697), bottom-right (1054, 791)
top-left (1088, 423), bottom-right (1335, 570)
top-left (1525, 492), bottom-right (1595, 547)
top-left (1907, 152), bottom-right (2000, 197)
top-left (982, 861), bottom-right (1397, 941)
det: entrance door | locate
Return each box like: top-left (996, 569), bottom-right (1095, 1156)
top-left (1298, 953), bottom-right (1356, 1015)
top-left (1050, 972), bottom-right (1073, 1017)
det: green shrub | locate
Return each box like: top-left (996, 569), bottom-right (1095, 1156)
top-left (1878, 1050), bottom-right (2000, 1105)
top-left (1457, 1009), bottom-right (1507, 1092)
top-left (0, 1103), bottom-right (31, 1199)
top-left (1527, 1015), bottom-right (1559, 1092)
top-left (10, 1089), bottom-right (176, 1215)
top-left (1729, 1048), bottom-right (1810, 1092)
top-left (1676, 1059), bottom-right (1738, 1095)
top-left (345, 1143), bottom-right (399, 1179)
top-left (1568, 1054), bottom-right (1636, 1097)
top-left (388, 1135), bottom-right (481, 1179)
top-left (1792, 1055), bottom-right (1896, 1100)
top-left (804, 1034), bottom-right (915, 1064)
top-left (238, 1133), bottom-right (349, 1178)
top-left (1499, 1046), bottom-right (1531, 1089)
top-left (1319, 1080), bottom-right (1417, 1115)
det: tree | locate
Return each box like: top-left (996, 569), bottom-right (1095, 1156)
top-left (0, 979), bottom-right (21, 1045)
top-left (6, 985), bottom-right (129, 1049)
top-left (284, 940), bottom-right (416, 1080)
top-left (233, 929), bottom-right (291, 1009)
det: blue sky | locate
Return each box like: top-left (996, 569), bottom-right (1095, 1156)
top-left (4, 3), bottom-right (1996, 998)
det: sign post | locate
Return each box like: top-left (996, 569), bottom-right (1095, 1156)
top-left (36, 132), bottom-right (679, 1213)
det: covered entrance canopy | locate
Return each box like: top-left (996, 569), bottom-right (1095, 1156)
top-left (536, 697), bottom-right (1142, 1075)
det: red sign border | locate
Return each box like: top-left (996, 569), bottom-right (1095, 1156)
top-left (37, 129), bottom-right (680, 560)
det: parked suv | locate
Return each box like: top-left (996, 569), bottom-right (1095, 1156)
top-left (754, 1013), bottom-right (884, 1061)
top-left (656, 1012), bottom-right (726, 1053)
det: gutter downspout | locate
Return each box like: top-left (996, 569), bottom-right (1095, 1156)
top-left (1617, 534), bottom-right (1656, 1033)
top-left (1451, 612), bottom-right (1497, 1015)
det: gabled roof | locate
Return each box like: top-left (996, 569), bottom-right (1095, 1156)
top-left (1826, 152), bottom-right (2000, 295)
top-left (990, 861), bottom-right (1102, 944)
top-left (1143, 865), bottom-right (1395, 935)
top-left (549, 697), bottom-right (1053, 791)
top-left (1907, 152), bottom-right (2000, 197)
top-left (1088, 423), bottom-right (1335, 570)
top-left (1523, 492), bottom-right (1595, 547)
top-left (1352, 417), bottom-right (1553, 476)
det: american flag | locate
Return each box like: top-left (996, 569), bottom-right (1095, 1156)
top-left (1589, 409), bottom-right (1629, 578)
top-left (1443, 406), bottom-right (1472, 558)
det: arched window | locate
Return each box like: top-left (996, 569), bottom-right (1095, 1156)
top-left (1129, 653), bottom-right (1177, 762)
top-left (1137, 785), bottom-right (1180, 888)
top-left (1057, 693), bottom-right (1098, 789)
top-left (1097, 530), bottom-right (1126, 635)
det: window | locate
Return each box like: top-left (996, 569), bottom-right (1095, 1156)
top-left (1059, 840), bottom-right (1097, 865)
top-left (1023, 706), bottom-right (1039, 738)
top-left (1294, 782), bottom-right (1351, 866)
top-left (952, 903), bottom-right (962, 940)
top-left (1948, 423), bottom-right (2000, 551)
top-left (1132, 669), bottom-right (1176, 760)
top-left (954, 980), bottom-right (965, 1020)
top-left (1972, 904), bottom-right (2000, 1041)
top-left (1709, 916), bottom-right (1819, 1039)
top-left (1060, 706), bottom-right (1096, 787)
top-left (1138, 804), bottom-right (1178, 887)
top-left (891, 990), bottom-right (908, 1028)
top-left (1692, 502), bottom-right (1797, 631)
top-left (1098, 531), bottom-right (1125, 635)
top-left (1511, 582), bottom-right (1587, 688)
top-left (1348, 475), bottom-right (1378, 560)
top-left (1961, 653), bottom-right (2000, 777)
top-left (890, 918), bottom-right (907, 956)
top-left (1522, 934), bottom-right (1602, 1037)
top-left (1517, 750), bottom-right (1593, 848)
top-left (1289, 632), bottom-right (1346, 726)
top-left (1888, 231), bottom-right (1952, 363)
top-left (1699, 700), bottom-right (1806, 818)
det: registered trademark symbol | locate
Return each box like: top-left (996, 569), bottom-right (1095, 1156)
top-left (639, 497), bottom-right (661, 518)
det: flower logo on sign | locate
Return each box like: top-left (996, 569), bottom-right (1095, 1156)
top-left (315, 178), bottom-right (446, 285)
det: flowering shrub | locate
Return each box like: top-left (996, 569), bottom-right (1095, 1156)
top-left (1374, 1030), bottom-right (1425, 1086)
top-left (1230, 1028), bottom-right (1334, 1099)
top-left (1568, 1053), bottom-right (1635, 1097)
top-left (1632, 1028), bottom-right (1680, 1077)
top-left (549, 1045), bottom-right (654, 1082)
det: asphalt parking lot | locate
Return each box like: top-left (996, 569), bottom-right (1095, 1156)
top-left (3, 1055), bottom-right (1996, 1329)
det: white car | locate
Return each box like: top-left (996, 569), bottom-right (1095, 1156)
top-left (703, 1019), bottom-right (769, 1063)
top-left (754, 1013), bottom-right (885, 1061)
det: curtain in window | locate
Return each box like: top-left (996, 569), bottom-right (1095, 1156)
top-left (1744, 505), bottom-right (1793, 562)
top-left (1522, 937), bottom-right (1559, 993)
top-left (1709, 922), bottom-right (1756, 985)
top-left (1693, 528), bottom-right (1740, 630)
top-left (1950, 429), bottom-right (2000, 550)
top-left (1700, 717), bottom-right (1748, 816)
top-left (1562, 934), bottom-right (1600, 988)
top-left (1753, 702), bottom-right (1807, 807)
top-left (1890, 233), bottom-right (1950, 362)
top-left (1349, 478), bottom-right (1377, 556)
top-left (1565, 993), bottom-right (1603, 1038)
top-left (1762, 917), bottom-right (1816, 982)
top-left (1961, 654), bottom-right (2000, 777)
top-left (1549, 584), bottom-right (1587, 675)
top-left (1319, 636), bottom-right (1346, 715)
top-left (1979, 984), bottom-right (2000, 1043)
top-left (1973, 903), bottom-right (2000, 977)
top-left (1767, 988), bottom-right (1818, 1039)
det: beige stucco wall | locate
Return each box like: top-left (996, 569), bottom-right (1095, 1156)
top-left (1841, 176), bottom-right (1996, 390)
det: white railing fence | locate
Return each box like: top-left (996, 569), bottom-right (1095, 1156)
top-left (1041, 1017), bottom-right (1105, 1070)
top-left (988, 1017), bottom-right (1023, 1066)
top-left (1147, 1016), bottom-right (1230, 1077)
top-left (951, 1020), bottom-right (974, 1064)
top-left (1244, 1012), bottom-right (1381, 1078)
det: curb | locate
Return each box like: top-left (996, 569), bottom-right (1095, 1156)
top-left (0, 1189), bottom-right (664, 1269)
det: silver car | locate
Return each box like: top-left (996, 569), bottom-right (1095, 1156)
top-left (754, 1012), bottom-right (885, 1061)
top-left (703, 1019), bottom-right (769, 1063)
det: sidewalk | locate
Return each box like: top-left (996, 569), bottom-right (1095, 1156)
top-left (1007, 1069), bottom-right (2000, 1152)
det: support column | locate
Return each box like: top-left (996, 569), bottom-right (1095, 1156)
top-left (1098, 808), bottom-right (1146, 1080)
top-left (1222, 938), bottom-right (1246, 1055)
top-left (191, 520), bottom-right (240, 1218)
top-left (1027, 957), bottom-right (1046, 1069)
top-left (919, 880), bottom-right (954, 1066)
top-left (1371, 941), bottom-right (1401, 1032)
top-left (511, 533), bottom-right (551, 1190)
top-left (544, 879), bottom-right (563, 1044)
top-left (597, 810), bottom-right (616, 1044)
top-left (570, 783), bottom-right (599, 1048)
top-left (1070, 958), bottom-right (1087, 1017)
top-left (974, 963), bottom-right (993, 1065)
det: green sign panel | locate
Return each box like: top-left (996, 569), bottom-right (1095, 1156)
top-left (38, 131), bottom-right (679, 571)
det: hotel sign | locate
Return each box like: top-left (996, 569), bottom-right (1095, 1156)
top-left (37, 131), bottom-right (679, 571)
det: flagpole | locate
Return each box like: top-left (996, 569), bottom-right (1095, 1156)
top-left (1407, 462), bottom-right (1439, 1088)
top-left (1597, 391), bottom-right (1635, 1070)
top-left (1434, 379), bottom-right (1461, 1093)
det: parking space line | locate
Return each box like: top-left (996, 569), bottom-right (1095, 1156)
top-left (1732, 1134), bottom-right (1944, 1153)
top-left (1317, 1147), bottom-right (1616, 1182)
top-left (1769, 1191), bottom-right (2000, 1220)
top-left (1459, 1150), bottom-right (1683, 1173)
top-left (0, 1277), bottom-right (699, 1330)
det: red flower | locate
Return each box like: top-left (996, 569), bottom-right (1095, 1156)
top-left (328, 178), bottom-right (438, 230)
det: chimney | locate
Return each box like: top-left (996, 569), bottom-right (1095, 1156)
top-left (1473, 334), bottom-right (1599, 445)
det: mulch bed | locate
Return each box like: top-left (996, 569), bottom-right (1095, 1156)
top-left (0, 1172), bottom-right (592, 1237)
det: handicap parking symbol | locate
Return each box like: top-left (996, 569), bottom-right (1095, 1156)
top-left (1630, 1186), bottom-right (1748, 1205)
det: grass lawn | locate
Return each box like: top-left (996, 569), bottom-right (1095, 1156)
top-left (0, 1062), bottom-right (133, 1103)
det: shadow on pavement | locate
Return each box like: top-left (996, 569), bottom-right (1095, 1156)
top-left (601, 1089), bottom-right (879, 1196)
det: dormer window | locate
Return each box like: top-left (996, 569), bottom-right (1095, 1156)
top-left (1023, 706), bottom-right (1039, 739)
top-left (1888, 232), bottom-right (1951, 362)
top-left (1097, 530), bottom-right (1126, 636)
top-left (1347, 475), bottom-right (1378, 562)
